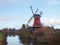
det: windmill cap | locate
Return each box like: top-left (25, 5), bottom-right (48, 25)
top-left (33, 14), bottom-right (41, 17)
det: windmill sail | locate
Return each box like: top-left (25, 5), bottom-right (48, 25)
top-left (30, 6), bottom-right (34, 14)
top-left (35, 9), bottom-right (38, 14)
top-left (28, 16), bottom-right (33, 23)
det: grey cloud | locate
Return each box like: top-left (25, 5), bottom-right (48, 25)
top-left (47, 0), bottom-right (60, 5)
top-left (0, 17), bottom-right (18, 22)
top-left (41, 18), bottom-right (60, 26)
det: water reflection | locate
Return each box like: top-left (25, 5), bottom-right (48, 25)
top-left (6, 35), bottom-right (49, 45)
top-left (7, 35), bottom-right (23, 45)
top-left (19, 37), bottom-right (33, 45)
top-left (19, 36), bottom-right (49, 45)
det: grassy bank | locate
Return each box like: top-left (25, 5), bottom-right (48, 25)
top-left (0, 33), bottom-right (3, 39)
top-left (19, 27), bottom-right (60, 45)
top-left (0, 32), bottom-right (4, 45)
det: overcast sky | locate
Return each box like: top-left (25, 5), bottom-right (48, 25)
top-left (0, 0), bottom-right (60, 29)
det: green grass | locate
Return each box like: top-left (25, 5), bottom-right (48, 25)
top-left (0, 33), bottom-right (3, 39)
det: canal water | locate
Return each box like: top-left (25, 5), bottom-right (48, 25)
top-left (7, 35), bottom-right (23, 45)
top-left (6, 35), bottom-right (33, 45)
top-left (6, 35), bottom-right (49, 45)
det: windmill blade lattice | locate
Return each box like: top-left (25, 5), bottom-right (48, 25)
top-left (35, 9), bottom-right (38, 14)
top-left (30, 6), bottom-right (34, 14)
top-left (28, 16), bottom-right (33, 23)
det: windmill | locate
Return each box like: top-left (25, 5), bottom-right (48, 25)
top-left (28, 6), bottom-right (43, 28)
